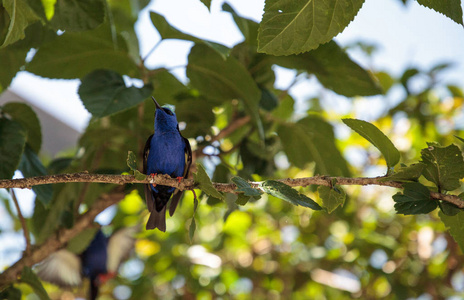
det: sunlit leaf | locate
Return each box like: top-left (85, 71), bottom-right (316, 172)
top-left (343, 118), bottom-right (400, 169)
top-left (262, 180), bottom-right (321, 210)
top-left (193, 164), bottom-right (225, 201)
top-left (393, 182), bottom-right (437, 215)
top-left (420, 143), bottom-right (464, 191)
top-left (258, 0), bottom-right (365, 55)
top-left (1, 0), bottom-right (41, 48)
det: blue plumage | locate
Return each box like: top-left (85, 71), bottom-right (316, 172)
top-left (143, 97), bottom-right (192, 231)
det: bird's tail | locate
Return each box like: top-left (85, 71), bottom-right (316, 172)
top-left (89, 281), bottom-right (99, 300)
top-left (146, 205), bottom-right (167, 231)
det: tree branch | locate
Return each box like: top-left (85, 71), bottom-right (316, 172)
top-left (0, 190), bottom-right (125, 289)
top-left (10, 190), bottom-right (31, 255)
top-left (0, 172), bottom-right (462, 207)
top-left (0, 171), bottom-right (462, 288)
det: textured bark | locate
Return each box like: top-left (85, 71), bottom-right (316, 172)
top-left (0, 172), bottom-right (462, 206)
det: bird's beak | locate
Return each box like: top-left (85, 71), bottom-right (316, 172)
top-left (152, 97), bottom-right (162, 110)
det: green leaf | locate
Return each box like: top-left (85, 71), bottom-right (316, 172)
top-left (417, 0), bottom-right (463, 26)
top-left (278, 116), bottom-right (350, 176)
top-left (200, 0), bottom-right (212, 10)
top-left (273, 41), bottom-right (382, 97)
top-left (0, 118), bottom-right (27, 179)
top-left (235, 194), bottom-right (251, 206)
top-left (189, 217), bottom-right (196, 242)
top-left (78, 69), bottom-right (153, 118)
top-left (0, 22), bottom-right (55, 88)
top-left (262, 180), bottom-right (321, 210)
top-left (0, 286), bottom-right (21, 300)
top-left (2, 102), bottom-right (42, 153)
top-left (150, 68), bottom-right (188, 105)
top-left (455, 135), bottom-right (464, 144)
top-left (259, 88), bottom-right (279, 111)
top-left (174, 97), bottom-right (215, 138)
top-left (35, 184), bottom-right (78, 243)
top-left (439, 211), bottom-right (464, 253)
top-left (258, 0), bottom-right (365, 55)
top-left (393, 182), bottom-right (437, 215)
top-left (1, 0), bottom-right (41, 48)
top-left (380, 163), bottom-right (426, 182)
top-left (26, 25), bottom-right (139, 79)
top-left (0, 42), bottom-right (28, 88)
top-left (187, 44), bottom-right (264, 139)
top-left (439, 200), bottom-right (462, 216)
top-left (66, 227), bottom-right (99, 253)
top-left (318, 185), bottom-right (346, 213)
top-left (231, 176), bottom-right (263, 198)
top-left (50, 0), bottom-right (105, 31)
top-left (272, 93), bottom-right (294, 120)
top-left (193, 164), bottom-right (225, 201)
top-left (126, 151), bottom-right (146, 180)
top-left (18, 145), bottom-right (53, 205)
top-left (20, 266), bottom-right (51, 300)
top-left (150, 11), bottom-right (230, 59)
top-left (343, 118), bottom-right (400, 169)
top-left (420, 143), bottom-right (464, 191)
top-left (222, 3), bottom-right (259, 45)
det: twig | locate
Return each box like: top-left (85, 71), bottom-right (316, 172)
top-left (194, 115), bottom-right (251, 157)
top-left (10, 190), bottom-right (31, 255)
top-left (0, 172), bottom-right (462, 207)
top-left (0, 190), bottom-right (125, 289)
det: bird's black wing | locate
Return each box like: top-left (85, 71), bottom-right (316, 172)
top-left (143, 134), bottom-right (154, 213)
top-left (169, 135), bottom-right (192, 216)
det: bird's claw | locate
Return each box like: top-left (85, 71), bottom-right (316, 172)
top-left (150, 173), bottom-right (157, 187)
top-left (176, 176), bottom-right (183, 183)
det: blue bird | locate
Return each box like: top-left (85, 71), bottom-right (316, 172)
top-left (36, 228), bottom-right (136, 300)
top-left (143, 97), bottom-right (192, 231)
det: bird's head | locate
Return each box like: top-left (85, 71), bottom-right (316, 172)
top-left (152, 97), bottom-right (178, 131)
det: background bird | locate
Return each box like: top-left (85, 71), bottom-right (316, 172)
top-left (143, 97), bottom-right (192, 231)
top-left (36, 227), bottom-right (136, 300)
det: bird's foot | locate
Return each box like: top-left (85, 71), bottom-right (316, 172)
top-left (176, 176), bottom-right (183, 183)
top-left (150, 173), bottom-right (157, 187)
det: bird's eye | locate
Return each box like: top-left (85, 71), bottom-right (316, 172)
top-left (164, 108), bottom-right (174, 116)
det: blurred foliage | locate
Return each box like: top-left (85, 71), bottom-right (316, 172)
top-left (0, 0), bottom-right (464, 299)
